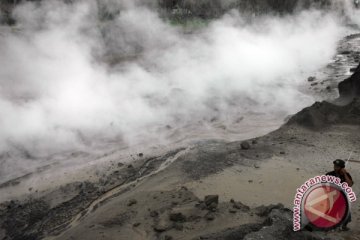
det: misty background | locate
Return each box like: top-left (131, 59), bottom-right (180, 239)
top-left (0, 0), bottom-right (359, 183)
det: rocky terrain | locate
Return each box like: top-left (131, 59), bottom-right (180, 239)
top-left (0, 43), bottom-right (359, 240)
top-left (1, 1), bottom-right (360, 240)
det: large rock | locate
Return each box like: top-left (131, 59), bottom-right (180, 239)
top-left (254, 203), bottom-right (283, 217)
top-left (338, 63), bottom-right (360, 101)
top-left (244, 208), bottom-right (338, 240)
top-left (286, 98), bottom-right (360, 129)
top-left (169, 212), bottom-right (187, 222)
top-left (204, 195), bottom-right (219, 208)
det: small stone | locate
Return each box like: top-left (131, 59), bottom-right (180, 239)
top-left (209, 202), bottom-right (218, 211)
top-left (127, 199), bottom-right (137, 206)
top-left (229, 209), bottom-right (237, 213)
top-left (280, 151), bottom-right (285, 155)
top-left (204, 195), bottom-right (219, 208)
top-left (296, 168), bottom-right (300, 171)
top-left (241, 141), bottom-right (251, 150)
top-left (205, 212), bottom-right (215, 221)
top-left (150, 211), bottom-right (159, 218)
top-left (133, 222), bottom-right (141, 227)
top-left (308, 76), bottom-right (316, 82)
top-left (254, 164), bottom-right (260, 169)
top-left (154, 220), bottom-right (172, 232)
top-left (252, 139), bottom-right (258, 144)
top-left (311, 82), bottom-right (318, 86)
top-left (254, 203), bottom-right (284, 217)
top-left (169, 212), bottom-right (186, 222)
top-left (233, 202), bottom-right (250, 211)
top-left (248, 180), bottom-right (253, 183)
top-left (163, 235), bottom-right (173, 240)
top-left (138, 153), bottom-right (144, 157)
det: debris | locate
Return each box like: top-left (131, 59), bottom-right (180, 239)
top-left (204, 195), bottom-right (219, 208)
top-left (169, 212), bottom-right (186, 222)
top-left (127, 199), bottom-right (137, 206)
top-left (308, 76), bottom-right (316, 82)
top-left (241, 141), bottom-right (251, 150)
top-left (205, 212), bottom-right (215, 221)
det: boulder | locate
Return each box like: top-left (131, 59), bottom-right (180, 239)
top-left (204, 195), bottom-right (219, 208)
top-left (241, 141), bottom-right (251, 150)
top-left (169, 212), bottom-right (186, 222)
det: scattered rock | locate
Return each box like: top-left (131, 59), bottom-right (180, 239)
top-left (244, 208), bottom-right (329, 240)
top-left (150, 210), bottom-right (159, 218)
top-left (169, 212), bottom-right (186, 222)
top-left (307, 76), bottom-right (316, 82)
top-left (350, 67), bottom-right (357, 73)
top-left (232, 201), bottom-right (250, 211)
top-left (205, 212), bottom-right (215, 221)
top-left (204, 195), bottom-right (219, 209)
top-left (279, 151), bottom-right (285, 155)
top-left (254, 203), bottom-right (284, 217)
top-left (229, 209), bottom-right (237, 213)
top-left (338, 62), bottom-right (360, 99)
top-left (127, 199), bottom-right (137, 206)
top-left (133, 222), bottom-right (141, 227)
top-left (208, 202), bottom-right (218, 211)
top-left (154, 219), bottom-right (172, 232)
top-left (241, 141), bottom-right (251, 150)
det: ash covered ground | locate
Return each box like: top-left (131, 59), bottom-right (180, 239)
top-left (1, 1), bottom-right (360, 240)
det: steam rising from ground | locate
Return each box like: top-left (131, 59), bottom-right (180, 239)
top-left (0, 0), bottom-right (358, 169)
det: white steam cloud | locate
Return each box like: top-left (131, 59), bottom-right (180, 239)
top-left (0, 0), bottom-right (358, 180)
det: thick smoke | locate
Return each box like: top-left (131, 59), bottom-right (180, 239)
top-left (0, 0), bottom-right (358, 180)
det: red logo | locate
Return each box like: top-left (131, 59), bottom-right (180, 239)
top-left (303, 185), bottom-right (348, 229)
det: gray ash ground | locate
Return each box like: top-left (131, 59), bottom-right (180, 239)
top-left (1, 87), bottom-right (360, 239)
top-left (1, 5), bottom-right (360, 240)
